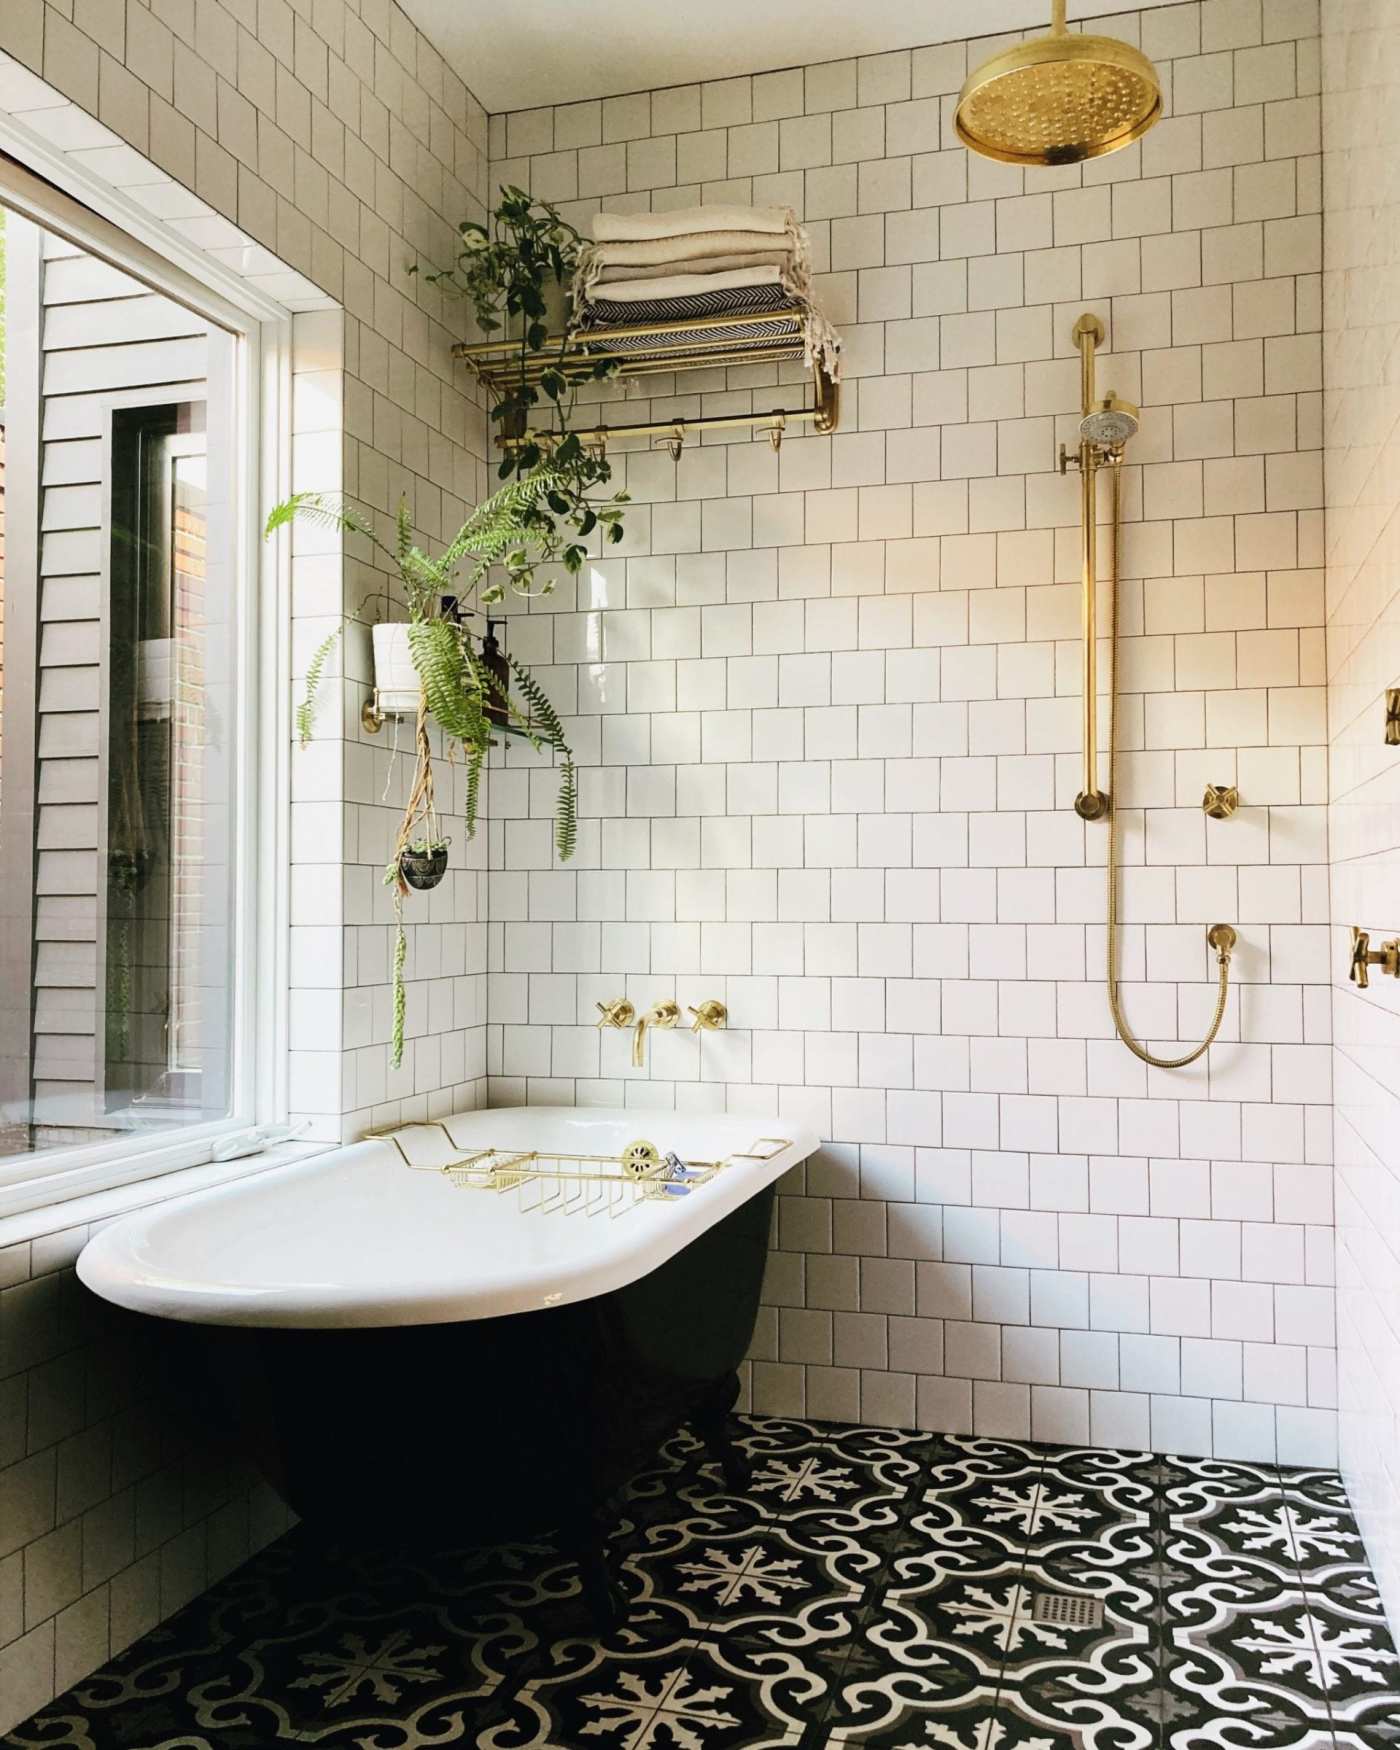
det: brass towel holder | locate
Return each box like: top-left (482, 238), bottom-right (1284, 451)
top-left (455, 307), bottom-right (839, 452)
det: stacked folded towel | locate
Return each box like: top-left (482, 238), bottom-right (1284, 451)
top-left (572, 204), bottom-right (840, 377)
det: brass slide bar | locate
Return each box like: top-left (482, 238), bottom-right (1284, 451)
top-left (1070, 312), bottom-right (1110, 822)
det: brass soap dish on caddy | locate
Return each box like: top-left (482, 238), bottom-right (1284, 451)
top-left (366, 1120), bottom-right (793, 1220)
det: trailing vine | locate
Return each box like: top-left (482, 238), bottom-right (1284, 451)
top-left (417, 186), bottom-right (628, 592)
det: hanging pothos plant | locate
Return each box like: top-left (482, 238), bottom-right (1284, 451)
top-left (418, 184), bottom-right (627, 569)
top-left (267, 190), bottom-right (629, 1072)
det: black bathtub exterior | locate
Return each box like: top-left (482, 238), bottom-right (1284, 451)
top-left (201, 1182), bottom-right (777, 1622)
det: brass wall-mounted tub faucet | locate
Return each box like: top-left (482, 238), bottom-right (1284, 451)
top-left (633, 1001), bottom-right (680, 1068)
top-left (598, 997), bottom-right (728, 1064)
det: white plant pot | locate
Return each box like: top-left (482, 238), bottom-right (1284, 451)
top-left (372, 622), bottom-right (421, 717)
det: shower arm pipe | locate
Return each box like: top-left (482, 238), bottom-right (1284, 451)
top-left (1072, 313), bottom-right (1110, 822)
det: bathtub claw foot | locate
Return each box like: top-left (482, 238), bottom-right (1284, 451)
top-left (719, 1448), bottom-right (753, 1493)
top-left (576, 1545), bottom-right (627, 1634)
top-left (694, 1371), bottom-right (751, 1494)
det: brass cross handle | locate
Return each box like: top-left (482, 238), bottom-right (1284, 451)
top-left (1350, 927), bottom-right (1400, 989)
top-left (595, 997), bottom-right (635, 1029)
top-left (688, 1000), bottom-right (728, 1032)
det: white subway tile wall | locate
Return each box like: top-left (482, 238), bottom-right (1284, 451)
top-left (486, 0), bottom-right (1332, 1470)
top-left (1323, 0), bottom-right (1400, 1637)
top-left (0, 0), bottom-right (496, 1725)
top-left (0, 1218), bottom-right (295, 1733)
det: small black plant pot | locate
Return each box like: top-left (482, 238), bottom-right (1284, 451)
top-left (399, 843), bottom-right (449, 891)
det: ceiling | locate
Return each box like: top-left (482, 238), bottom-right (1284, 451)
top-left (403, 0), bottom-right (1192, 115)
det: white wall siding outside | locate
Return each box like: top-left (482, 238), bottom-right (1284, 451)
top-left (12, 222), bottom-right (210, 1138)
top-left (1322, 0), bottom-right (1400, 1637)
top-left (488, 0), bottom-right (1334, 1469)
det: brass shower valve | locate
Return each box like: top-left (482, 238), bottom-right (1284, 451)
top-left (1350, 928), bottom-right (1400, 989)
top-left (595, 998), bottom-right (635, 1029)
top-left (1202, 784), bottom-right (1239, 820)
top-left (688, 1000), bottom-right (728, 1031)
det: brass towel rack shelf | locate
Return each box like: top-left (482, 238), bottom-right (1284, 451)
top-left (453, 306), bottom-right (839, 454)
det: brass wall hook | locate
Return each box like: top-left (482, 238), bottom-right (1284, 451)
top-left (1350, 927), bottom-right (1400, 989)
top-left (1385, 687), bottom-right (1400, 745)
top-left (688, 999), bottom-right (728, 1032)
top-left (654, 424), bottom-right (686, 462)
top-left (1203, 784), bottom-right (1239, 820)
top-left (766, 414), bottom-right (786, 451)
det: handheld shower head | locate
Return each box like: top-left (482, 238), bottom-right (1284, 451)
top-left (1079, 395), bottom-right (1140, 450)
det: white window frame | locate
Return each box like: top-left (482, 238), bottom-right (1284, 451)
top-left (0, 137), bottom-right (296, 1218)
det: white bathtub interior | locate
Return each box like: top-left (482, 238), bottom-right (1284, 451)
top-left (75, 1108), bottom-right (818, 1327)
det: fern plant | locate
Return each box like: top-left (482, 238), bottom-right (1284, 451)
top-left (267, 188), bottom-right (626, 1069)
top-left (265, 486), bottom-right (582, 1068)
top-left (297, 626), bottom-right (342, 748)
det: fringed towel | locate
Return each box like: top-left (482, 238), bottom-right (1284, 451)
top-left (571, 205), bottom-right (841, 381)
top-left (589, 248), bottom-right (796, 286)
top-left (581, 265), bottom-right (792, 307)
top-left (590, 204), bottom-right (795, 241)
top-left (582, 284), bottom-right (841, 380)
top-left (575, 221), bottom-right (812, 299)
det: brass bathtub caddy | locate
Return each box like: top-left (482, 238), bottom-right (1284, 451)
top-left (367, 1119), bottom-right (791, 1219)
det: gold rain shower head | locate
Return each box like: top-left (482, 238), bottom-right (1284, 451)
top-left (955, 0), bottom-right (1163, 167)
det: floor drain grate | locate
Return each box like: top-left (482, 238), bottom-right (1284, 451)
top-left (1031, 1591), bottom-right (1105, 1629)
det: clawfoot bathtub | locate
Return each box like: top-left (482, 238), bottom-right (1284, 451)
top-left (77, 1106), bottom-right (817, 1625)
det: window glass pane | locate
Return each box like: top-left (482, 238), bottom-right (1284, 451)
top-left (0, 208), bottom-right (239, 1163)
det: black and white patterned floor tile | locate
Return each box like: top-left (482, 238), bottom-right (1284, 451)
top-left (6, 1418), bottom-right (1398, 1750)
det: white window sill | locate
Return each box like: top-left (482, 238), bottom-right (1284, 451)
top-left (0, 1139), bottom-right (330, 1258)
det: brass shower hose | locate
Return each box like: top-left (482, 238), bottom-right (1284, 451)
top-left (1103, 458), bottom-right (1235, 1067)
